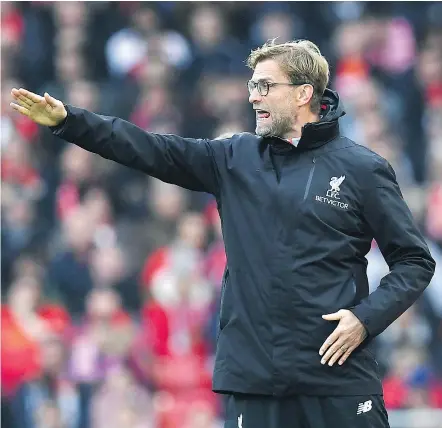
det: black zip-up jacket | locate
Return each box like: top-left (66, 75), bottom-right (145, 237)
top-left (50, 89), bottom-right (435, 396)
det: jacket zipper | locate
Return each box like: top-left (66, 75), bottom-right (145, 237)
top-left (303, 157), bottom-right (316, 201)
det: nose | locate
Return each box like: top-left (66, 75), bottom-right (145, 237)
top-left (248, 87), bottom-right (262, 104)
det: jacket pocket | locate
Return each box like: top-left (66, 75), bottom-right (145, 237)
top-left (350, 266), bottom-right (370, 306)
top-left (339, 273), bottom-right (357, 310)
top-left (350, 274), bottom-right (358, 306)
top-left (218, 268), bottom-right (230, 339)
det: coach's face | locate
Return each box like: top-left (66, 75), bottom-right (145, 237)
top-left (248, 59), bottom-right (298, 139)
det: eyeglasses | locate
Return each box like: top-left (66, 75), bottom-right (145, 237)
top-left (247, 80), bottom-right (312, 96)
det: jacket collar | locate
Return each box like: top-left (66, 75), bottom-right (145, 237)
top-left (263, 88), bottom-right (346, 153)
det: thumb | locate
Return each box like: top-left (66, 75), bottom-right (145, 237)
top-left (44, 92), bottom-right (58, 108)
top-left (322, 310), bottom-right (345, 321)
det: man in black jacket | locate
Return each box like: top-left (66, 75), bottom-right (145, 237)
top-left (11, 39), bottom-right (435, 428)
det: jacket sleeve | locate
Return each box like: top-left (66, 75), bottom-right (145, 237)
top-left (350, 158), bottom-right (436, 338)
top-left (50, 105), bottom-right (225, 196)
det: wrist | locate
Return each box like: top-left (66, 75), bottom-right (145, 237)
top-left (50, 105), bottom-right (69, 131)
top-left (60, 108), bottom-right (68, 122)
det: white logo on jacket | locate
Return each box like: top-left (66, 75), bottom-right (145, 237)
top-left (357, 400), bottom-right (373, 414)
top-left (315, 175), bottom-right (349, 210)
top-left (326, 175), bottom-right (346, 199)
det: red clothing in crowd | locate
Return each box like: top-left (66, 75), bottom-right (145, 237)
top-left (1, 303), bottom-right (71, 396)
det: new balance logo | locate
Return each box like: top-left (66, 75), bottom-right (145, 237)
top-left (238, 413), bottom-right (243, 428)
top-left (357, 400), bottom-right (372, 414)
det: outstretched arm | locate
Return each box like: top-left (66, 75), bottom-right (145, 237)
top-left (10, 88), bottom-right (225, 195)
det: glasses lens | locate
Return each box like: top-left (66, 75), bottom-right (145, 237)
top-left (258, 81), bottom-right (268, 96)
top-left (247, 81), bottom-right (255, 94)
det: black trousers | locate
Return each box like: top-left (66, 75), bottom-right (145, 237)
top-left (224, 393), bottom-right (390, 428)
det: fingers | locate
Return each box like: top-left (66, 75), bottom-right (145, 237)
top-left (11, 88), bottom-right (21, 98)
top-left (319, 330), bottom-right (340, 356)
top-left (17, 88), bottom-right (43, 103)
top-left (322, 310), bottom-right (343, 321)
top-left (320, 339), bottom-right (357, 366)
top-left (11, 88), bottom-right (59, 113)
top-left (327, 343), bottom-right (353, 367)
top-left (44, 92), bottom-right (58, 108)
top-left (19, 96), bottom-right (33, 107)
top-left (12, 94), bottom-right (33, 109)
top-left (320, 338), bottom-right (346, 365)
top-left (338, 345), bottom-right (356, 366)
top-left (11, 87), bottom-right (43, 110)
top-left (10, 102), bottom-right (30, 117)
top-left (11, 90), bottom-right (33, 107)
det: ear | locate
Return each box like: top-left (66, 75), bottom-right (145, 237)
top-left (297, 84), bottom-right (314, 107)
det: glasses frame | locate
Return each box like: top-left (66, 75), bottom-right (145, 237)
top-left (247, 79), bottom-right (312, 96)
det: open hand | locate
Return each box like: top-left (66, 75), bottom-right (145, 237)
top-left (319, 309), bottom-right (367, 366)
top-left (10, 88), bottom-right (67, 127)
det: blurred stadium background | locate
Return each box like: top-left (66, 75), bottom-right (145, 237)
top-left (1, 1), bottom-right (441, 427)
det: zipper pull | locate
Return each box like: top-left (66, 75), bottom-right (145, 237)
top-left (313, 157), bottom-right (316, 163)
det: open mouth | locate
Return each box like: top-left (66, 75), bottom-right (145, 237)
top-left (256, 109), bottom-right (270, 119)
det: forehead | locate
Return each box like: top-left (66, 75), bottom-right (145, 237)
top-left (251, 59), bottom-right (288, 82)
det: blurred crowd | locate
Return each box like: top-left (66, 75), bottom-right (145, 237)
top-left (1, 2), bottom-right (442, 428)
